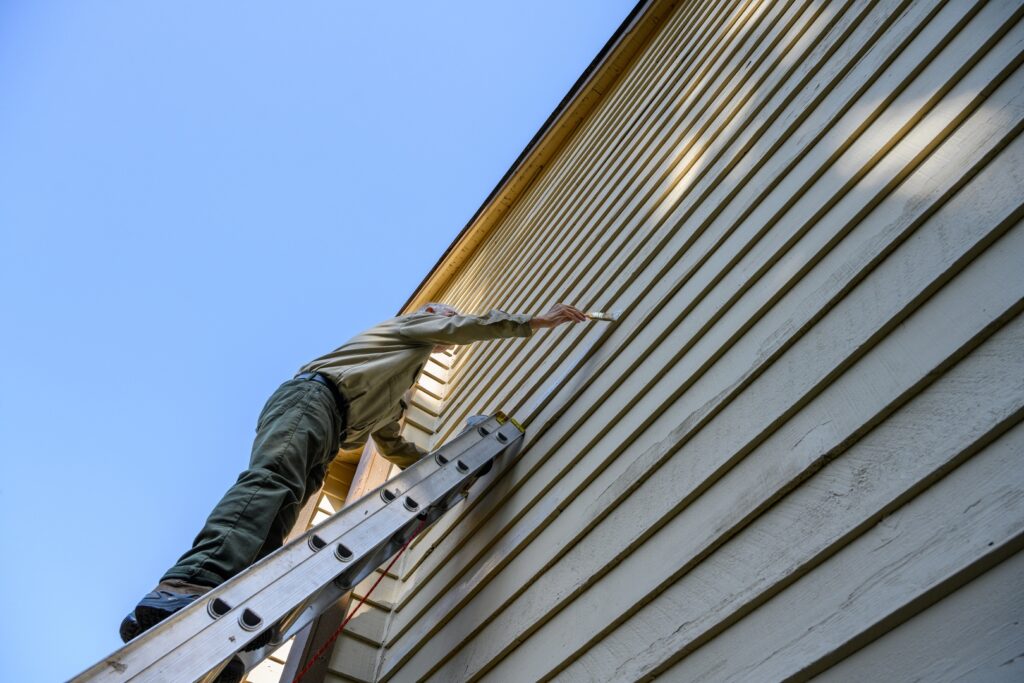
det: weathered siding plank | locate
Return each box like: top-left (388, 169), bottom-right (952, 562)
top-left (324, 633), bottom-right (378, 683)
top-left (654, 421), bottom-right (1024, 682)
top-left (811, 550), bottom-right (1024, 682)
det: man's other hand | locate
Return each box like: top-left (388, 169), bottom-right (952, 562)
top-left (530, 303), bottom-right (588, 330)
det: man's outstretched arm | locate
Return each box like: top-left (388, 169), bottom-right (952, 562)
top-left (400, 303), bottom-right (587, 346)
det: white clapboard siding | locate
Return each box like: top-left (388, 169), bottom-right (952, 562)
top-left (391, 0), bottom-right (864, 593)
top-left (653, 419), bottom-right (1024, 682)
top-left (415, 204), bottom-right (1024, 680)
top-left (543, 303), bottom-right (1024, 682)
top-left (387, 0), bottom-right (1019, 651)
top-left (809, 549), bottom-right (1024, 682)
top-left (317, 1), bottom-right (1024, 681)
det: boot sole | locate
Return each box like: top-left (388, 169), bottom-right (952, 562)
top-left (134, 603), bottom-right (178, 632)
top-left (119, 613), bottom-right (141, 643)
top-left (134, 592), bottom-right (201, 633)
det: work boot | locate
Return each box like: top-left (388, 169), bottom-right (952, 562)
top-left (129, 578), bottom-right (213, 637)
top-left (118, 611), bottom-right (141, 643)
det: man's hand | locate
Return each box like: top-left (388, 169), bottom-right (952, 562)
top-left (529, 303), bottom-right (588, 330)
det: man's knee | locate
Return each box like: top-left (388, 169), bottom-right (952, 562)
top-left (231, 465), bottom-right (307, 508)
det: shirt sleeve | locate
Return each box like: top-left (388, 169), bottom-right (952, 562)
top-left (399, 310), bottom-right (534, 346)
top-left (371, 420), bottom-right (427, 470)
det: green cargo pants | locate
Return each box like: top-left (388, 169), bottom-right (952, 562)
top-left (161, 377), bottom-right (344, 587)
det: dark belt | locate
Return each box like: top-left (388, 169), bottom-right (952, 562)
top-left (294, 371), bottom-right (349, 419)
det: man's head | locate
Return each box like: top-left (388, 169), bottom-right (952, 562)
top-left (418, 302), bottom-right (459, 317)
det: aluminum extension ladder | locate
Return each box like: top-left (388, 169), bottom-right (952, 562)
top-left (70, 413), bottom-right (525, 683)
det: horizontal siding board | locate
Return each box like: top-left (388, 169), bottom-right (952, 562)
top-left (412, 374), bottom-right (445, 400)
top-left (811, 549), bottom-right (1024, 682)
top-left (401, 402), bottom-right (436, 432)
top-left (383, 8), bottom-right (1024, 666)
top-left (324, 634), bottom-right (378, 683)
top-left (351, 574), bottom-right (397, 612)
top-left (423, 354), bottom-right (450, 375)
top-left (408, 390), bottom-right (443, 418)
top-left (339, 601), bottom-right (388, 647)
top-left (655, 421), bottom-right (1024, 682)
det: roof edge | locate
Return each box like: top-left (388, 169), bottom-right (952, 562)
top-left (400, 0), bottom-right (680, 313)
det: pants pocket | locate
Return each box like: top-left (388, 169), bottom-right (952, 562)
top-left (255, 382), bottom-right (307, 433)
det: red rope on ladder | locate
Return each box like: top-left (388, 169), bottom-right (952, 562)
top-left (292, 517), bottom-right (429, 683)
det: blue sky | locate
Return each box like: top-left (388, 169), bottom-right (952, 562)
top-left (0, 2), bottom-right (634, 680)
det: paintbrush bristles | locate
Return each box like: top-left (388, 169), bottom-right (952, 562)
top-left (586, 310), bottom-right (620, 322)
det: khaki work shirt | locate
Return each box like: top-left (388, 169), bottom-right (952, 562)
top-left (298, 310), bottom-right (533, 468)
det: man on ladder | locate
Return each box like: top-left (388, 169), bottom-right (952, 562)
top-left (119, 302), bottom-right (586, 643)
